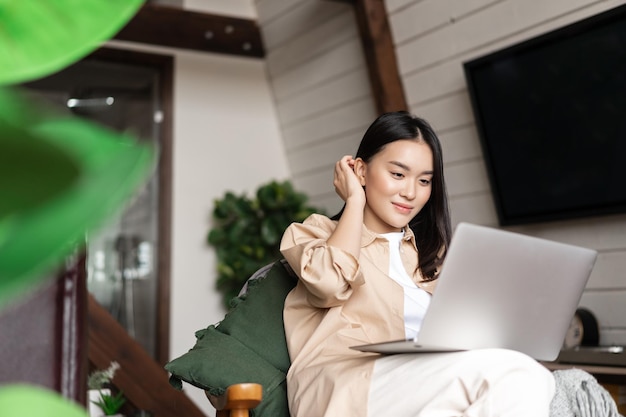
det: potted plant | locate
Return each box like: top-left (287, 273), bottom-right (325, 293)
top-left (208, 180), bottom-right (323, 307)
top-left (91, 391), bottom-right (126, 417)
top-left (87, 361), bottom-right (126, 417)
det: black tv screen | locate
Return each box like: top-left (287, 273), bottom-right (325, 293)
top-left (463, 5), bottom-right (626, 226)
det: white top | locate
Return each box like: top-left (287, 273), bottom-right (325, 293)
top-left (382, 231), bottom-right (431, 340)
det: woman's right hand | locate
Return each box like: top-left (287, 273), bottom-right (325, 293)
top-left (333, 155), bottom-right (365, 205)
top-left (328, 155), bottom-right (365, 258)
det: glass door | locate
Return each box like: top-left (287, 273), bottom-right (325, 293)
top-left (24, 55), bottom-right (166, 359)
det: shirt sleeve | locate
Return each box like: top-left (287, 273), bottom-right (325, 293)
top-left (280, 214), bottom-right (365, 308)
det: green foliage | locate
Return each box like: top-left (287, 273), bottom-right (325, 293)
top-left (0, 1), bottom-right (144, 85)
top-left (92, 391), bottom-right (126, 416)
top-left (208, 180), bottom-right (323, 307)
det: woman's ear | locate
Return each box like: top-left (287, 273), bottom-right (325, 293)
top-left (353, 158), bottom-right (367, 186)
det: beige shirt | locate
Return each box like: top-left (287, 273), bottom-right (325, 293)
top-left (280, 214), bottom-right (438, 417)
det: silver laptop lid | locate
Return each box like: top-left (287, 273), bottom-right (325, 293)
top-left (416, 222), bottom-right (597, 361)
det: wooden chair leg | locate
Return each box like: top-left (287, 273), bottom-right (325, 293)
top-left (206, 383), bottom-right (263, 417)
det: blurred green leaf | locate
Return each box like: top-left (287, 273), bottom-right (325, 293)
top-left (0, 87), bottom-right (155, 309)
top-left (0, 0), bottom-right (144, 85)
top-left (260, 217), bottom-right (280, 246)
top-left (0, 115), bottom-right (80, 217)
top-left (0, 384), bottom-right (88, 417)
top-left (207, 228), bottom-right (225, 245)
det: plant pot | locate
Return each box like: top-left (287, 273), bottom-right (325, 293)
top-left (88, 388), bottom-right (110, 417)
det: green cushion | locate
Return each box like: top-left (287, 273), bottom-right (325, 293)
top-left (165, 260), bottom-right (297, 417)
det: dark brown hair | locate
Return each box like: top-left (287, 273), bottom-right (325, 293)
top-left (333, 111), bottom-right (451, 279)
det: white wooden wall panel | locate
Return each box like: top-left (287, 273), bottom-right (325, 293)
top-left (293, 168), bottom-right (334, 199)
top-left (403, 59), bottom-right (467, 104)
top-left (445, 160), bottom-right (490, 197)
top-left (439, 125), bottom-right (483, 164)
top-left (411, 92), bottom-right (474, 131)
top-left (588, 252), bottom-right (626, 290)
top-left (266, 10), bottom-right (357, 77)
top-left (603, 330), bottom-right (626, 346)
top-left (282, 98), bottom-right (375, 151)
top-left (272, 38), bottom-right (365, 101)
top-left (395, 0), bottom-right (605, 76)
top-left (261, 1), bottom-right (350, 50)
top-left (289, 135), bottom-right (358, 176)
top-left (509, 216), bottom-right (626, 252)
top-left (276, 67), bottom-right (371, 125)
top-left (390, 0), bottom-right (500, 45)
top-left (386, 0), bottom-right (414, 14)
top-left (255, 0), bottom-right (300, 25)
top-left (449, 193), bottom-right (498, 227)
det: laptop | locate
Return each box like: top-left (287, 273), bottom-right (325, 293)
top-left (351, 222), bottom-right (597, 361)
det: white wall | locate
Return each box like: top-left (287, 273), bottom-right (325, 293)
top-left (171, 48), bottom-right (289, 415)
top-left (107, 26), bottom-right (289, 416)
top-left (258, 0), bottom-right (626, 347)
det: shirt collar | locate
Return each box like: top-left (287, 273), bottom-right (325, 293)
top-left (360, 223), bottom-right (417, 249)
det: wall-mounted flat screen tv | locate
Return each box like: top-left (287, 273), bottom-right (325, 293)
top-left (463, 5), bottom-right (626, 226)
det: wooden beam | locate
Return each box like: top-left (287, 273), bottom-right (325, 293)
top-left (88, 294), bottom-right (207, 417)
top-left (114, 3), bottom-right (264, 58)
top-left (352, 0), bottom-right (408, 113)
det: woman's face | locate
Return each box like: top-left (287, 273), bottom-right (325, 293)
top-left (355, 139), bottom-right (433, 234)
